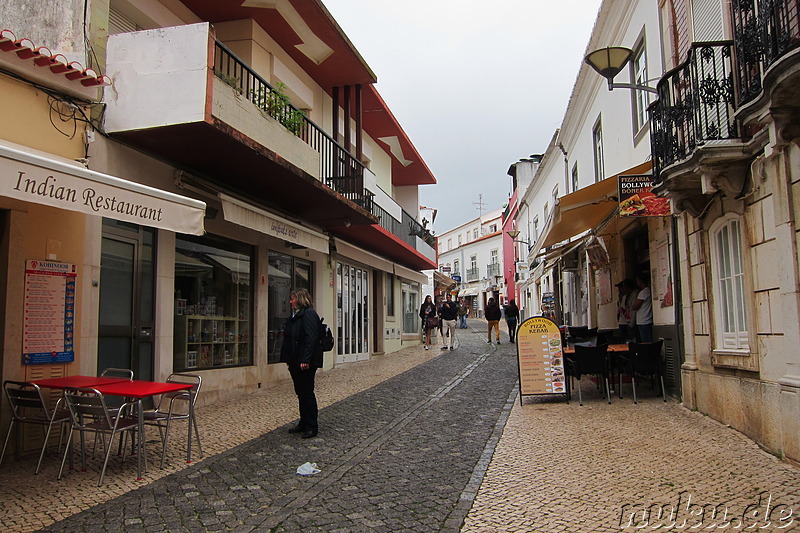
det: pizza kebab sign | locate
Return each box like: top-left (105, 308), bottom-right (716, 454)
top-left (618, 174), bottom-right (671, 217)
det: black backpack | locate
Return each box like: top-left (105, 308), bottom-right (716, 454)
top-left (319, 317), bottom-right (335, 352)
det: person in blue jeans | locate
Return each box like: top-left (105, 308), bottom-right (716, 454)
top-left (457, 299), bottom-right (469, 328)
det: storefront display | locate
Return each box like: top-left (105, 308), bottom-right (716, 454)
top-left (173, 235), bottom-right (253, 370)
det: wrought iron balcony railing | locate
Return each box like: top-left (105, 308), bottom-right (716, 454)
top-left (486, 263), bottom-right (501, 277)
top-left (213, 41), bottom-right (373, 210)
top-left (733, 0), bottom-right (800, 105)
top-left (466, 267), bottom-right (480, 282)
top-left (370, 203), bottom-right (432, 250)
top-left (650, 41), bottom-right (739, 181)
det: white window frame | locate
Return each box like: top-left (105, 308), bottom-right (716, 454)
top-left (593, 118), bottom-right (605, 183)
top-left (710, 215), bottom-right (749, 352)
top-left (631, 40), bottom-right (652, 134)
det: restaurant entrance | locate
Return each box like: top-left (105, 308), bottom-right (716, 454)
top-left (97, 220), bottom-right (155, 381)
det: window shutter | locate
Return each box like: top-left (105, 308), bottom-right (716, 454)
top-left (691, 0), bottom-right (725, 41)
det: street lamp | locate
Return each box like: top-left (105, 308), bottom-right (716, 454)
top-left (506, 230), bottom-right (531, 248)
top-left (584, 46), bottom-right (657, 94)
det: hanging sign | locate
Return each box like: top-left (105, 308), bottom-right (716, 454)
top-left (516, 316), bottom-right (566, 402)
top-left (23, 259), bottom-right (76, 364)
top-left (618, 174), bottom-right (671, 217)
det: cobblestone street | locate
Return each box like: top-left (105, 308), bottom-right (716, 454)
top-left (1, 321), bottom-right (799, 532)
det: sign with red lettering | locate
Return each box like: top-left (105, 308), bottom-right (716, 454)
top-left (516, 316), bottom-right (566, 400)
top-left (23, 260), bottom-right (76, 364)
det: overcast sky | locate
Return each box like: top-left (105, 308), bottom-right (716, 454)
top-left (323, 0), bottom-right (604, 233)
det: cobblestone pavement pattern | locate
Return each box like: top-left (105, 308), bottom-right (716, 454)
top-left (2, 320), bottom-right (800, 532)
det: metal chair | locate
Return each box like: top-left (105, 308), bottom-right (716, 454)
top-left (619, 340), bottom-right (666, 403)
top-left (567, 344), bottom-right (612, 406)
top-left (144, 373), bottom-right (203, 468)
top-left (1, 381), bottom-right (71, 474)
top-left (58, 388), bottom-right (138, 487)
top-left (96, 368), bottom-right (134, 456)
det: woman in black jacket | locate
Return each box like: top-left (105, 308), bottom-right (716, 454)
top-left (418, 295), bottom-right (436, 350)
top-left (280, 288), bottom-right (322, 438)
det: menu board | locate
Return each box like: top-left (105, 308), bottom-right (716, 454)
top-left (23, 260), bottom-right (76, 364)
top-left (516, 316), bottom-right (567, 399)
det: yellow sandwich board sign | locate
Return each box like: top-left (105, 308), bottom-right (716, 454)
top-left (516, 316), bottom-right (567, 402)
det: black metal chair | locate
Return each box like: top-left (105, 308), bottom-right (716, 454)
top-left (618, 340), bottom-right (666, 403)
top-left (1, 381), bottom-right (71, 473)
top-left (566, 344), bottom-right (611, 405)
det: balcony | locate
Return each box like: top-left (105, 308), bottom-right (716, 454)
top-left (732, 0), bottom-right (800, 132)
top-left (466, 267), bottom-right (480, 282)
top-left (103, 23), bottom-right (376, 229)
top-left (487, 263), bottom-right (501, 277)
top-left (650, 42), bottom-right (753, 215)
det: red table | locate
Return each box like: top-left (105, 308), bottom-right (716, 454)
top-left (32, 375), bottom-right (129, 389)
top-left (93, 380), bottom-right (193, 480)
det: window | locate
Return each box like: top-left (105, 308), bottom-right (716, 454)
top-left (174, 234), bottom-right (254, 370)
top-left (593, 119), bottom-right (605, 182)
top-left (473, 229), bottom-right (479, 239)
top-left (470, 255), bottom-right (477, 270)
top-left (571, 163), bottom-right (579, 192)
top-left (489, 224), bottom-right (497, 233)
top-left (458, 234), bottom-right (463, 246)
top-left (552, 185), bottom-right (559, 207)
top-left (711, 217), bottom-right (748, 350)
top-left (533, 217), bottom-right (539, 240)
top-left (491, 249), bottom-right (499, 264)
top-left (453, 259), bottom-right (460, 275)
top-left (447, 238), bottom-right (452, 250)
top-left (544, 202), bottom-right (549, 222)
top-left (386, 273), bottom-right (395, 317)
top-left (402, 282), bottom-right (420, 334)
top-left (632, 42), bottom-right (651, 133)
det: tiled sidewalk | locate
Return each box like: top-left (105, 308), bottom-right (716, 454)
top-left (0, 338), bottom-right (442, 532)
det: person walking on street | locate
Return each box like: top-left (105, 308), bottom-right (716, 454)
top-left (503, 299), bottom-right (520, 343)
top-left (419, 295), bottom-right (437, 350)
top-left (485, 297), bottom-right (502, 344)
top-left (457, 299), bottom-right (469, 328)
top-left (438, 293), bottom-right (458, 350)
top-left (280, 288), bottom-right (323, 439)
top-left (631, 273), bottom-right (653, 343)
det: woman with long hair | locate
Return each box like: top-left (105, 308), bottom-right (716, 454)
top-left (418, 295), bottom-right (437, 350)
top-left (279, 288), bottom-right (322, 438)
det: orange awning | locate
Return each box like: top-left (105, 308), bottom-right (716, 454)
top-left (531, 161), bottom-right (652, 257)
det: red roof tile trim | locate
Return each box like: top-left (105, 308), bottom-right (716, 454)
top-left (0, 29), bottom-right (110, 87)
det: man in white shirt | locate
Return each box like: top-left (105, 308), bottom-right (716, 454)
top-left (631, 273), bottom-right (653, 342)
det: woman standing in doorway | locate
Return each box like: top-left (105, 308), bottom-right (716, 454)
top-left (280, 288), bottom-right (322, 439)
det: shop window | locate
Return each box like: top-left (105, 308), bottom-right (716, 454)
top-left (174, 235), bottom-right (254, 371)
top-left (711, 216), bottom-right (748, 351)
top-left (402, 282), bottom-right (420, 334)
top-left (267, 251), bottom-right (313, 364)
top-left (337, 262), bottom-right (369, 360)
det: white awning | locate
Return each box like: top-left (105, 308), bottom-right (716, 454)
top-left (459, 287), bottom-right (480, 297)
top-left (0, 141), bottom-right (206, 235)
top-left (219, 193), bottom-right (329, 253)
top-left (334, 239), bottom-right (428, 285)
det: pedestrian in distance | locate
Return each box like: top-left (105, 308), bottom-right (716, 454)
top-left (485, 297), bottom-right (502, 344)
top-left (280, 288), bottom-right (322, 439)
top-left (457, 299), bottom-right (469, 328)
top-left (503, 299), bottom-right (520, 343)
top-left (419, 295), bottom-right (437, 350)
top-left (438, 293), bottom-right (458, 350)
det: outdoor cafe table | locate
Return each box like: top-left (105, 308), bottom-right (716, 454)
top-left (563, 344), bottom-right (630, 396)
top-left (92, 380), bottom-right (193, 481)
top-left (31, 375), bottom-right (130, 390)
